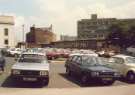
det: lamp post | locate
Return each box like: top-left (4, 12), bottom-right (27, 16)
top-left (22, 24), bottom-right (25, 42)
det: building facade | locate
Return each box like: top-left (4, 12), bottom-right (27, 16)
top-left (51, 39), bottom-right (106, 50)
top-left (0, 16), bottom-right (16, 48)
top-left (26, 25), bottom-right (56, 48)
top-left (60, 35), bottom-right (77, 41)
top-left (77, 14), bottom-right (135, 40)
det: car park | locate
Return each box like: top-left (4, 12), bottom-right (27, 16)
top-left (65, 55), bottom-right (120, 85)
top-left (11, 52), bottom-right (50, 86)
top-left (108, 54), bottom-right (135, 83)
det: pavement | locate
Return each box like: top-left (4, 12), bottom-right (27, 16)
top-left (0, 85), bottom-right (134, 95)
top-left (0, 57), bottom-right (134, 95)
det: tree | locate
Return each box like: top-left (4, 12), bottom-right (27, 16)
top-left (107, 24), bottom-right (126, 48)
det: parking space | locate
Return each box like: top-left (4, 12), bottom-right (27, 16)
top-left (0, 57), bottom-right (132, 88)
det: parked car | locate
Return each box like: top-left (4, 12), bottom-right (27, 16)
top-left (65, 55), bottom-right (120, 85)
top-left (0, 52), bottom-right (5, 71)
top-left (7, 48), bottom-right (23, 57)
top-left (11, 52), bottom-right (50, 86)
top-left (108, 54), bottom-right (135, 83)
top-left (97, 50), bottom-right (115, 58)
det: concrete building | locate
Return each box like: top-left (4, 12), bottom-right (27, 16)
top-left (26, 25), bottom-right (56, 48)
top-left (60, 35), bottom-right (77, 41)
top-left (0, 16), bottom-right (16, 48)
top-left (51, 39), bottom-right (105, 50)
top-left (77, 14), bottom-right (135, 40)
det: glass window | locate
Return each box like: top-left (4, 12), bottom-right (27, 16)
top-left (4, 28), bottom-right (8, 36)
top-left (76, 56), bottom-right (81, 64)
top-left (125, 57), bottom-right (135, 63)
top-left (82, 56), bottom-right (104, 66)
top-left (111, 57), bottom-right (124, 64)
top-left (4, 39), bottom-right (8, 45)
top-left (71, 56), bottom-right (78, 62)
top-left (19, 54), bottom-right (45, 63)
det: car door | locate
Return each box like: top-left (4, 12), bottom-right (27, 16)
top-left (73, 56), bottom-right (82, 76)
top-left (69, 56), bottom-right (79, 73)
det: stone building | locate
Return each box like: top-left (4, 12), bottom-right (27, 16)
top-left (0, 16), bottom-right (16, 48)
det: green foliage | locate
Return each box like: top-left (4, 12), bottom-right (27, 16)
top-left (107, 22), bottom-right (135, 47)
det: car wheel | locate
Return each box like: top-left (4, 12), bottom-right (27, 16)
top-left (127, 72), bottom-right (135, 83)
top-left (66, 68), bottom-right (71, 76)
top-left (81, 75), bottom-right (88, 85)
top-left (102, 80), bottom-right (115, 85)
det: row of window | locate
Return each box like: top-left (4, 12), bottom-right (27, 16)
top-left (79, 20), bottom-right (115, 26)
top-left (79, 33), bottom-right (105, 39)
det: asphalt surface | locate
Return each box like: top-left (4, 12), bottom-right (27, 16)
top-left (0, 57), bottom-right (132, 88)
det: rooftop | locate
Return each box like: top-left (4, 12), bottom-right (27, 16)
top-left (0, 15), bottom-right (14, 25)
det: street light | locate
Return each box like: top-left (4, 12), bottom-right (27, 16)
top-left (22, 24), bottom-right (25, 42)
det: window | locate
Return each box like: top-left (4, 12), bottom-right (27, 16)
top-left (76, 56), bottom-right (81, 64)
top-left (4, 28), bottom-right (9, 36)
top-left (4, 39), bottom-right (8, 45)
top-left (71, 56), bottom-right (78, 62)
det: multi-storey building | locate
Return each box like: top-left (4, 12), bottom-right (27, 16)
top-left (77, 14), bottom-right (135, 40)
top-left (0, 16), bottom-right (16, 48)
top-left (26, 25), bottom-right (56, 48)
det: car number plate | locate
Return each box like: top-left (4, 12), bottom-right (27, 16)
top-left (23, 77), bottom-right (37, 81)
top-left (102, 78), bottom-right (112, 81)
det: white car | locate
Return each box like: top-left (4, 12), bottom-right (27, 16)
top-left (108, 54), bottom-right (135, 83)
top-left (11, 52), bottom-right (50, 86)
top-left (7, 48), bottom-right (23, 57)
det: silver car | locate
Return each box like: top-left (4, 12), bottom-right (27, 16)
top-left (11, 52), bottom-right (50, 86)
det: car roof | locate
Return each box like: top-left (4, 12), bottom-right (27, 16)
top-left (70, 53), bottom-right (98, 57)
top-left (112, 54), bottom-right (133, 59)
top-left (22, 52), bottom-right (45, 56)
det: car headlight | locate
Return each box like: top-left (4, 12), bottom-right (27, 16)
top-left (12, 69), bottom-right (20, 75)
top-left (40, 71), bottom-right (49, 76)
top-left (91, 72), bottom-right (99, 76)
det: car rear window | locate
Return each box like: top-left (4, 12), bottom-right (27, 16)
top-left (18, 54), bottom-right (45, 63)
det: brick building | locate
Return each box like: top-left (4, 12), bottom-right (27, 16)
top-left (26, 25), bottom-right (56, 48)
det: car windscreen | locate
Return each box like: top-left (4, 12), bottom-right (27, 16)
top-left (82, 56), bottom-right (105, 66)
top-left (18, 54), bottom-right (45, 63)
top-left (125, 57), bottom-right (135, 63)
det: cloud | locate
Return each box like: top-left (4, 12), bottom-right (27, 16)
top-left (37, 0), bottom-right (135, 34)
top-left (5, 0), bottom-right (135, 41)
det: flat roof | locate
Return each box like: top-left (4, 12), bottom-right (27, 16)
top-left (0, 15), bottom-right (14, 25)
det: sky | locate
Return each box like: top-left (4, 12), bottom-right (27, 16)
top-left (0, 0), bottom-right (135, 41)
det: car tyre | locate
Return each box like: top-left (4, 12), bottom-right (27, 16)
top-left (127, 72), bottom-right (135, 83)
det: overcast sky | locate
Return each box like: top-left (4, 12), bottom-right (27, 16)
top-left (0, 0), bottom-right (135, 41)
